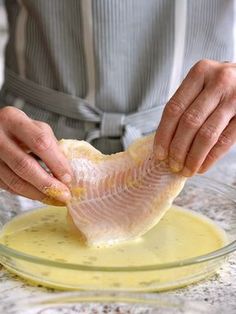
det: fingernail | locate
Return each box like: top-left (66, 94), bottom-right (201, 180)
top-left (60, 190), bottom-right (71, 202)
top-left (61, 173), bottom-right (72, 184)
top-left (169, 158), bottom-right (182, 172)
top-left (44, 187), bottom-right (71, 203)
top-left (156, 145), bottom-right (167, 160)
top-left (182, 167), bottom-right (192, 177)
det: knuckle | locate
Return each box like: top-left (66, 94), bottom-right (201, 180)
top-left (191, 59), bottom-right (211, 76)
top-left (198, 124), bottom-right (219, 142)
top-left (169, 142), bottom-right (184, 160)
top-left (216, 67), bottom-right (236, 87)
top-left (206, 151), bottom-right (218, 163)
top-left (181, 109), bottom-right (203, 129)
top-left (8, 175), bottom-right (24, 193)
top-left (32, 132), bottom-right (52, 152)
top-left (217, 131), bottom-right (233, 146)
top-left (54, 166), bottom-right (67, 178)
top-left (211, 109), bottom-right (224, 122)
top-left (164, 98), bottom-right (185, 117)
top-left (38, 121), bottom-right (52, 132)
top-left (0, 107), bottom-right (29, 126)
top-left (0, 106), bottom-right (15, 123)
top-left (13, 156), bottom-right (33, 176)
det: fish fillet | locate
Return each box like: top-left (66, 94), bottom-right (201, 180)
top-left (59, 134), bottom-right (186, 246)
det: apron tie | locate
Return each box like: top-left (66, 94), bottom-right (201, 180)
top-left (85, 112), bottom-right (142, 148)
top-left (3, 68), bottom-right (164, 149)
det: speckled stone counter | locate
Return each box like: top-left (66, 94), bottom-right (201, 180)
top-left (0, 147), bottom-right (236, 314)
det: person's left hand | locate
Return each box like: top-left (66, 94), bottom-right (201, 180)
top-left (154, 59), bottom-right (236, 177)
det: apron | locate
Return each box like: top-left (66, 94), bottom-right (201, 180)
top-left (0, 0), bottom-right (234, 153)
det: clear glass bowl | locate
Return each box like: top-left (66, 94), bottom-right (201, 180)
top-left (1, 291), bottom-right (226, 314)
top-left (0, 175), bottom-right (235, 291)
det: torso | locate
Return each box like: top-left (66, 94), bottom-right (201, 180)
top-left (0, 0), bottom-right (234, 152)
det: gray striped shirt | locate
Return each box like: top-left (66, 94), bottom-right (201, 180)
top-left (0, 0), bottom-right (234, 153)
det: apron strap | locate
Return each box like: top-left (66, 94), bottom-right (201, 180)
top-left (3, 68), bottom-right (164, 148)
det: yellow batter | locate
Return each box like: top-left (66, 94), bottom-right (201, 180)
top-left (0, 205), bottom-right (227, 290)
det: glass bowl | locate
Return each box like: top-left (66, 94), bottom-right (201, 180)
top-left (0, 175), bottom-right (235, 291)
top-left (0, 291), bottom-right (226, 314)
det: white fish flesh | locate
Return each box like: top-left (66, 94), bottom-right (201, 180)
top-left (59, 134), bottom-right (186, 246)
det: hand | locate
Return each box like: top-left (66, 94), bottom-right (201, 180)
top-left (154, 59), bottom-right (236, 176)
top-left (0, 106), bottom-right (72, 204)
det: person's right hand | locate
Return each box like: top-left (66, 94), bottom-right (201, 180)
top-left (0, 106), bottom-right (72, 205)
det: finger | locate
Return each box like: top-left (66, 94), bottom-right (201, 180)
top-left (13, 137), bottom-right (31, 153)
top-left (7, 112), bottom-right (72, 184)
top-left (32, 120), bottom-right (73, 183)
top-left (0, 178), bottom-right (15, 194)
top-left (154, 60), bottom-right (208, 160)
top-left (0, 174), bottom-right (65, 206)
top-left (0, 160), bottom-right (49, 201)
top-left (42, 198), bottom-right (65, 206)
top-left (198, 117), bottom-right (236, 173)
top-left (0, 135), bottom-right (71, 203)
top-left (168, 84), bottom-right (223, 172)
top-left (182, 103), bottom-right (235, 176)
top-left (0, 178), bottom-right (31, 199)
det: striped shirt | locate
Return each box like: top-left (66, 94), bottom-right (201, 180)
top-left (0, 0), bottom-right (235, 153)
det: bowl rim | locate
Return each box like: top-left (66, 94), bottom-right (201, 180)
top-left (0, 290), bottom-right (221, 311)
top-left (0, 175), bottom-right (235, 272)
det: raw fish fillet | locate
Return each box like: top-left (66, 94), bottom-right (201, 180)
top-left (59, 134), bottom-right (186, 246)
